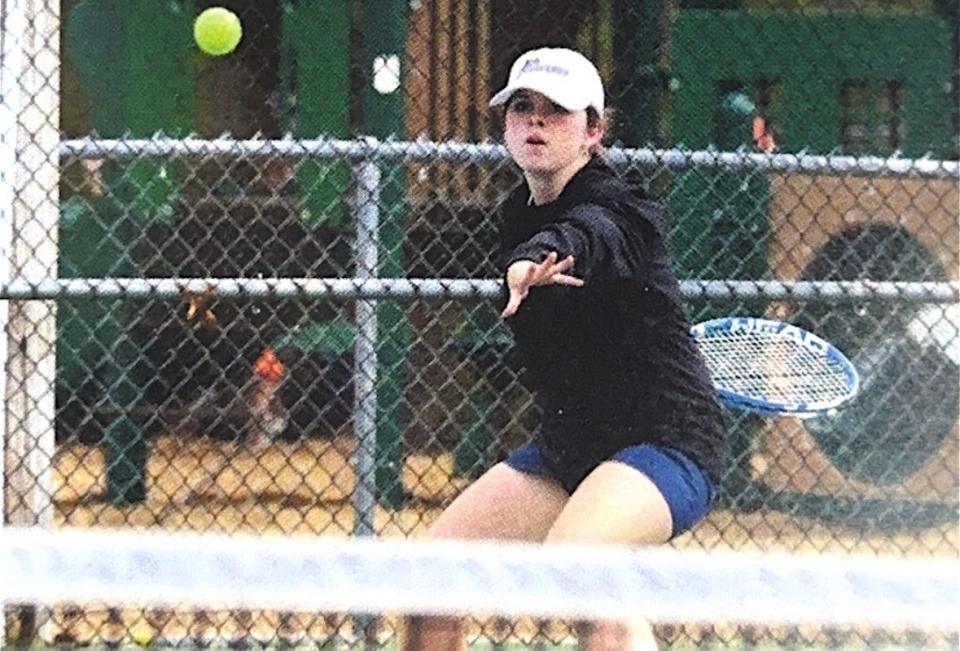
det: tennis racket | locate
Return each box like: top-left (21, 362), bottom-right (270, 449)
top-left (691, 317), bottom-right (860, 418)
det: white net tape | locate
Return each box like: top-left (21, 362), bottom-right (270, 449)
top-left (1, 527), bottom-right (956, 630)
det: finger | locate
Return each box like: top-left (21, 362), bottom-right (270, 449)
top-left (534, 252), bottom-right (557, 274)
top-left (541, 255), bottom-right (575, 281)
top-left (551, 274), bottom-right (585, 287)
top-left (530, 252), bottom-right (563, 283)
top-left (533, 255), bottom-right (576, 286)
top-left (553, 255), bottom-right (576, 274)
top-left (501, 290), bottom-right (523, 319)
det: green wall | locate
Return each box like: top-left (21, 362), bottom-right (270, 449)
top-left (671, 12), bottom-right (954, 156)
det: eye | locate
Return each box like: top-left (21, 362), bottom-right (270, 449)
top-left (509, 96), bottom-right (534, 114)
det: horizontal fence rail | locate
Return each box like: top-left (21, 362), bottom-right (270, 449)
top-left (1, 278), bottom-right (957, 303)
top-left (61, 137), bottom-right (960, 179)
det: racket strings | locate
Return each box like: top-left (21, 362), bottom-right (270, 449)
top-left (700, 331), bottom-right (851, 407)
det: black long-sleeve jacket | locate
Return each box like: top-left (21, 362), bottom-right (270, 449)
top-left (499, 157), bottom-right (725, 487)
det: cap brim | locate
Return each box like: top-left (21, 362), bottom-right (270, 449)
top-left (488, 87), bottom-right (516, 107)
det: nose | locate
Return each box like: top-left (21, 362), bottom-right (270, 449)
top-left (527, 111), bottom-right (546, 127)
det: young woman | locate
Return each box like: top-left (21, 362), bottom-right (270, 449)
top-left (403, 47), bottom-right (726, 651)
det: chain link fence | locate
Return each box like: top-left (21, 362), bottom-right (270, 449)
top-left (2, 0), bottom-right (958, 648)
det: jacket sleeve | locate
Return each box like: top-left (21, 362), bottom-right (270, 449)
top-left (503, 204), bottom-right (644, 281)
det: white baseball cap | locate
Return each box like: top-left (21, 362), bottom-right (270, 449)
top-left (489, 47), bottom-right (604, 114)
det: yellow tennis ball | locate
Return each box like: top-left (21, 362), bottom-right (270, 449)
top-left (193, 7), bottom-right (242, 56)
top-left (129, 622), bottom-right (154, 647)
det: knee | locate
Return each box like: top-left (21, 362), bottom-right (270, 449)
top-left (581, 619), bottom-right (659, 651)
top-left (580, 620), bottom-right (630, 651)
top-left (398, 615), bottom-right (465, 651)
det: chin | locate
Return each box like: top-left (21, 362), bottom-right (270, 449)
top-left (516, 158), bottom-right (559, 175)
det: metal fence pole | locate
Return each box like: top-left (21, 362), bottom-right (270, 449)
top-left (351, 158), bottom-right (382, 647)
top-left (0, 0), bottom-right (25, 644)
top-left (352, 160), bottom-right (382, 539)
top-left (2, 0), bottom-right (59, 529)
top-left (1, 0), bottom-right (60, 645)
top-left (363, 0), bottom-right (410, 511)
top-left (0, 0), bottom-right (28, 539)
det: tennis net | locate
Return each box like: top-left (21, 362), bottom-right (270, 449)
top-left (2, 526), bottom-right (957, 649)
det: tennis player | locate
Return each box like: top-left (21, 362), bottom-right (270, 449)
top-left (403, 48), bottom-right (726, 651)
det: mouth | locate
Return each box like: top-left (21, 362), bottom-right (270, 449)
top-left (525, 135), bottom-right (546, 146)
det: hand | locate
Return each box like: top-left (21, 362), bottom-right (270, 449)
top-left (501, 251), bottom-right (584, 319)
top-left (183, 285), bottom-right (218, 329)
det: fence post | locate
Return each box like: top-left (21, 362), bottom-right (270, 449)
top-left (352, 160), bottom-right (381, 539)
top-left (1, 0), bottom-right (60, 529)
top-left (363, 0), bottom-right (410, 509)
top-left (1, 0), bottom-right (60, 644)
top-left (0, 2), bottom-right (24, 645)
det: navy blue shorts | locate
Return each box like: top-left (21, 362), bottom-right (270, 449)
top-left (504, 442), bottom-right (715, 538)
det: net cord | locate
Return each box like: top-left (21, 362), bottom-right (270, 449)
top-left (1, 527), bottom-right (956, 629)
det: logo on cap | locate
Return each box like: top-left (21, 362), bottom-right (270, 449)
top-left (518, 58), bottom-right (570, 78)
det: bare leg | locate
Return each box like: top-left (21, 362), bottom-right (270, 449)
top-left (400, 463), bottom-right (568, 651)
top-left (545, 461), bottom-right (673, 651)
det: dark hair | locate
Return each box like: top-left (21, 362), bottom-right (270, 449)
top-left (586, 106), bottom-right (614, 159)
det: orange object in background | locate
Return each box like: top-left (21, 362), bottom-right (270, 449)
top-left (253, 347), bottom-right (285, 382)
top-left (753, 115), bottom-right (776, 153)
top-left (248, 346), bottom-right (289, 443)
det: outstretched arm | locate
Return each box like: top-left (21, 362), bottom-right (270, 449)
top-left (500, 207), bottom-right (634, 318)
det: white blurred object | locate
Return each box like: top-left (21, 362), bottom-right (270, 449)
top-left (372, 54), bottom-right (401, 94)
top-left (2, 526), bottom-right (957, 630)
top-left (906, 302), bottom-right (960, 367)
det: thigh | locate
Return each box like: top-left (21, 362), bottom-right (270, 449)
top-left (545, 460), bottom-right (673, 546)
top-left (426, 462), bottom-right (568, 542)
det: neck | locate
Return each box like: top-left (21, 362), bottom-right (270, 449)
top-left (526, 153), bottom-right (591, 205)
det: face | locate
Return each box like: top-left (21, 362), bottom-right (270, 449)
top-left (503, 90), bottom-right (601, 176)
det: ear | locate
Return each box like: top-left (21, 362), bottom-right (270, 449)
top-left (585, 119), bottom-right (604, 148)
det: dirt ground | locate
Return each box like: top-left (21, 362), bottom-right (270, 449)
top-left (50, 434), bottom-right (958, 553)
top-left (27, 434), bottom-right (958, 648)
